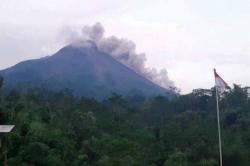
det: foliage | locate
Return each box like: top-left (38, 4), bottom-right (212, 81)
top-left (0, 78), bottom-right (250, 165)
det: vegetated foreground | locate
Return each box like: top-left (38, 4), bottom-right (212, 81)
top-left (0, 78), bottom-right (250, 165)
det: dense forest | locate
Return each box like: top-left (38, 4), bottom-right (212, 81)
top-left (0, 76), bottom-right (250, 166)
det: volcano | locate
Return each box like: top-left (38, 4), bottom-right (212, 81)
top-left (0, 41), bottom-right (173, 99)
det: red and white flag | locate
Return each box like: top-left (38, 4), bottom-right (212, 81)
top-left (214, 69), bottom-right (230, 93)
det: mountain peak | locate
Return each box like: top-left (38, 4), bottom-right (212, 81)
top-left (56, 40), bottom-right (98, 57)
top-left (0, 45), bottom-right (173, 99)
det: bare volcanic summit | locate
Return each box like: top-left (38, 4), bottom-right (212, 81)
top-left (0, 41), bottom-right (174, 99)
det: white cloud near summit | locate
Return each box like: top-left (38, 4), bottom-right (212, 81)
top-left (62, 23), bottom-right (174, 89)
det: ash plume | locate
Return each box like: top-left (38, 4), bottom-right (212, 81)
top-left (62, 22), bottom-right (174, 89)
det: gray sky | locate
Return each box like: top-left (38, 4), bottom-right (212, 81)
top-left (1, 0), bottom-right (250, 93)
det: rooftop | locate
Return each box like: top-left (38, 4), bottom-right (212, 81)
top-left (0, 125), bottom-right (15, 133)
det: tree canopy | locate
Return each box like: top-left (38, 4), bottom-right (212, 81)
top-left (0, 76), bottom-right (250, 166)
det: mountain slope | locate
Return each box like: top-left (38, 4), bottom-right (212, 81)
top-left (0, 42), bottom-right (172, 99)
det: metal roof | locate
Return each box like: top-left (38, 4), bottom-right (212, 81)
top-left (0, 125), bottom-right (15, 133)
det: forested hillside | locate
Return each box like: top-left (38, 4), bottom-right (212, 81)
top-left (0, 76), bottom-right (250, 166)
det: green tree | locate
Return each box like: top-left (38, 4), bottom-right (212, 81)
top-left (164, 152), bottom-right (188, 166)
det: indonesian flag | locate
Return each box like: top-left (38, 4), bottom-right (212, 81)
top-left (214, 69), bottom-right (230, 93)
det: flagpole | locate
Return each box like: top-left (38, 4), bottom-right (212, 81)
top-left (215, 86), bottom-right (223, 166)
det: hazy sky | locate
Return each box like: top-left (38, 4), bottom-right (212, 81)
top-left (1, 0), bottom-right (250, 93)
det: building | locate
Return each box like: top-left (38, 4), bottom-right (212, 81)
top-left (0, 125), bottom-right (15, 166)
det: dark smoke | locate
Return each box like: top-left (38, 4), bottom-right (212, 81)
top-left (62, 22), bottom-right (174, 89)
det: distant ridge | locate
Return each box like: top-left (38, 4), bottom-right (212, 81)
top-left (0, 41), bottom-right (173, 99)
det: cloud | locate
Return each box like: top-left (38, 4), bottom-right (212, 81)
top-left (61, 22), bottom-right (174, 89)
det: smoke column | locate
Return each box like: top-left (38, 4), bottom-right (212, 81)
top-left (62, 22), bottom-right (174, 89)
